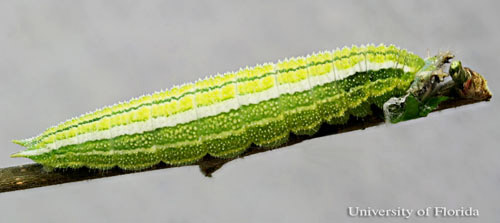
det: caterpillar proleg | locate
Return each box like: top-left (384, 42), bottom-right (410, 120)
top-left (11, 44), bottom-right (488, 170)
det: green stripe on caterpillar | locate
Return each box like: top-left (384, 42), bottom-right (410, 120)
top-left (12, 44), bottom-right (472, 170)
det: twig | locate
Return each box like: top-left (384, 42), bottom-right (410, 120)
top-left (0, 97), bottom-right (488, 193)
top-left (1, 58), bottom-right (492, 193)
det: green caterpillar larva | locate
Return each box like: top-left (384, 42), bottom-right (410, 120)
top-left (12, 44), bottom-right (426, 170)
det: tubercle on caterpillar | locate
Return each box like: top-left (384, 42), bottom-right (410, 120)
top-left (11, 44), bottom-right (492, 171)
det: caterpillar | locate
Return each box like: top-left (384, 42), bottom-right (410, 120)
top-left (11, 44), bottom-right (431, 170)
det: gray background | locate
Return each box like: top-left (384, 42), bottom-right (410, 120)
top-left (0, 0), bottom-right (499, 222)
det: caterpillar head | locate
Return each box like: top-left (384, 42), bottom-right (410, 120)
top-left (384, 53), bottom-right (492, 123)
